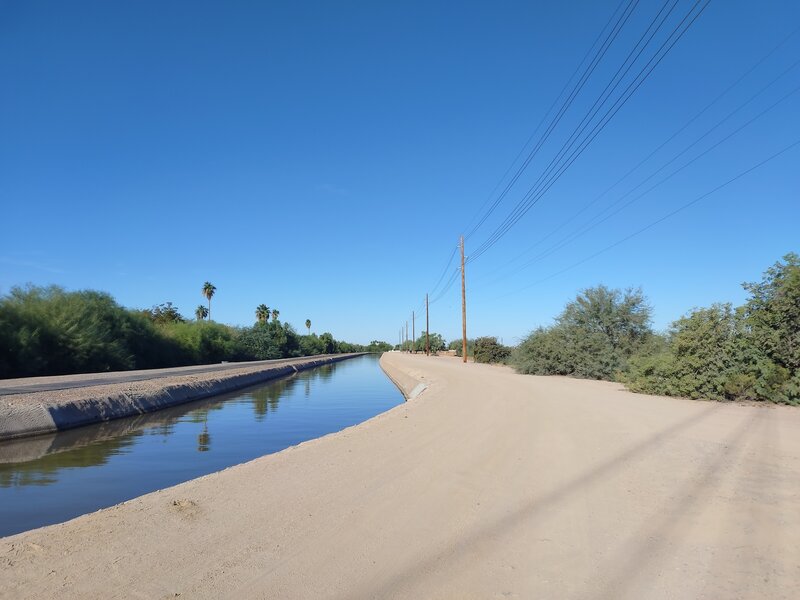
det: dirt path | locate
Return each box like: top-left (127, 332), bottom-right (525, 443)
top-left (2, 353), bottom-right (798, 599)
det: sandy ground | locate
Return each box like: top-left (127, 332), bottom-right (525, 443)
top-left (2, 353), bottom-right (799, 599)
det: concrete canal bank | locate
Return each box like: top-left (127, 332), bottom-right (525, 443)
top-left (0, 354), bottom-right (364, 442)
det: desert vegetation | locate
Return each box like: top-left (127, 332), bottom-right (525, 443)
top-left (511, 253), bottom-right (799, 405)
top-left (0, 285), bottom-right (387, 379)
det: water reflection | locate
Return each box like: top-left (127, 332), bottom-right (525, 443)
top-left (0, 361), bottom-right (348, 484)
top-left (251, 376), bottom-right (297, 420)
top-left (0, 398), bottom-right (220, 487)
top-left (0, 355), bottom-right (402, 537)
top-left (0, 435), bottom-right (139, 487)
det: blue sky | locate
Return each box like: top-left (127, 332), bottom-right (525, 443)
top-left (1, 0), bottom-right (798, 345)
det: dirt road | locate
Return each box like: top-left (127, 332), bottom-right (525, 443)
top-left (2, 353), bottom-right (798, 599)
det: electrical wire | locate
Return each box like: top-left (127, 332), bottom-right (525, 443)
top-left (463, 0), bottom-right (641, 241)
top-left (480, 62), bottom-right (800, 286)
top-left (469, 0), bottom-right (711, 263)
top-left (461, 0), bottom-right (634, 241)
top-left (475, 24), bottom-right (800, 277)
top-left (498, 136), bottom-right (800, 298)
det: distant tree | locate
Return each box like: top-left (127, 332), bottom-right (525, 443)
top-left (305, 319), bottom-right (311, 335)
top-left (195, 305), bottom-right (208, 321)
top-left (473, 336), bottom-right (511, 364)
top-left (148, 302), bottom-right (185, 325)
top-left (319, 332), bottom-right (336, 354)
top-left (256, 304), bottom-right (270, 324)
top-left (449, 338), bottom-right (474, 357)
top-left (202, 282), bottom-right (216, 321)
top-left (416, 332), bottom-right (446, 353)
top-left (272, 309), bottom-right (280, 322)
top-left (367, 340), bottom-right (393, 352)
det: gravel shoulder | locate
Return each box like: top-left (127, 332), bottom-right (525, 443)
top-left (2, 352), bottom-right (798, 599)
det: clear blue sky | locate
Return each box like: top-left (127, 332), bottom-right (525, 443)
top-left (2, 0), bottom-right (798, 345)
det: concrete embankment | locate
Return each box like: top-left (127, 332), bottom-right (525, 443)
top-left (0, 354), bottom-right (363, 442)
top-left (379, 352), bottom-right (428, 399)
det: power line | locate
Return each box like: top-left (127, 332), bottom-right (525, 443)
top-left (474, 24), bottom-right (800, 278)
top-left (430, 268), bottom-right (460, 304)
top-left (428, 245), bottom-right (458, 297)
top-left (469, 0), bottom-right (711, 264)
top-left (480, 63), bottom-right (800, 286)
top-left (498, 136), bottom-right (800, 298)
top-left (463, 0), bottom-right (641, 241)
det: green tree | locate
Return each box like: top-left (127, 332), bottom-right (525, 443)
top-left (271, 308), bottom-right (280, 322)
top-left (256, 304), bottom-right (270, 324)
top-left (147, 302), bottom-right (185, 325)
top-left (367, 340), bottom-right (393, 352)
top-left (624, 254), bottom-right (800, 405)
top-left (625, 304), bottom-right (744, 400)
top-left (449, 338), bottom-right (474, 357)
top-left (473, 336), bottom-right (511, 364)
top-left (202, 282), bottom-right (216, 321)
top-left (319, 332), bottom-right (336, 354)
top-left (741, 252), bottom-right (800, 403)
top-left (305, 319), bottom-right (311, 335)
top-left (512, 285), bottom-right (652, 380)
top-left (195, 305), bottom-right (208, 321)
top-left (416, 332), bottom-right (446, 353)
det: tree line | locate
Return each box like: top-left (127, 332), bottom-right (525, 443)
top-left (475, 253), bottom-right (798, 406)
top-left (0, 283), bottom-right (392, 379)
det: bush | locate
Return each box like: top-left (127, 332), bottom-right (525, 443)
top-left (623, 253), bottom-right (800, 405)
top-left (473, 336), bottom-right (511, 364)
top-left (449, 338), bottom-right (474, 357)
top-left (511, 285), bottom-right (653, 380)
top-left (0, 285), bottom-right (367, 378)
top-left (0, 285), bottom-right (185, 377)
top-left (624, 305), bottom-right (745, 400)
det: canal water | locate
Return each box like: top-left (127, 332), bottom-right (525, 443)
top-left (0, 355), bottom-right (403, 538)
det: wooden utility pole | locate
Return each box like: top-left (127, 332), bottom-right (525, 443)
top-left (412, 311), bottom-right (415, 354)
top-left (460, 235), bottom-right (467, 363)
top-left (425, 293), bottom-right (430, 356)
top-left (405, 321), bottom-right (409, 353)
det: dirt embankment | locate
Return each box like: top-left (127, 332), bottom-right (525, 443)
top-left (0, 354), bottom-right (363, 442)
top-left (2, 352), bottom-right (799, 599)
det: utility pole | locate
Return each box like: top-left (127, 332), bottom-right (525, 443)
top-left (412, 311), bottom-right (415, 354)
top-left (425, 293), bottom-right (430, 356)
top-left (405, 321), bottom-right (409, 353)
top-left (461, 235), bottom-right (467, 364)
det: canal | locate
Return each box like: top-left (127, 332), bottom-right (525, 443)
top-left (0, 354), bottom-right (403, 538)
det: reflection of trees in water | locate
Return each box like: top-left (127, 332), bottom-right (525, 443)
top-left (249, 362), bottom-right (341, 413)
top-left (197, 416), bottom-right (211, 452)
top-left (0, 361), bottom-right (354, 489)
top-left (0, 434), bottom-right (139, 487)
top-left (0, 397), bottom-right (228, 487)
top-left (313, 364), bottom-right (336, 382)
top-left (250, 376), bottom-right (297, 420)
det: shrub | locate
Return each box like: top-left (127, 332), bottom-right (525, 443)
top-left (511, 285), bottom-right (653, 380)
top-left (473, 336), bottom-right (511, 364)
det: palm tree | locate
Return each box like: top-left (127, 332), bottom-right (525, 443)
top-left (305, 319), bottom-right (311, 335)
top-left (195, 305), bottom-right (208, 321)
top-left (271, 308), bottom-right (280, 322)
top-left (202, 282), bottom-right (216, 321)
top-left (256, 304), bottom-right (270, 324)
